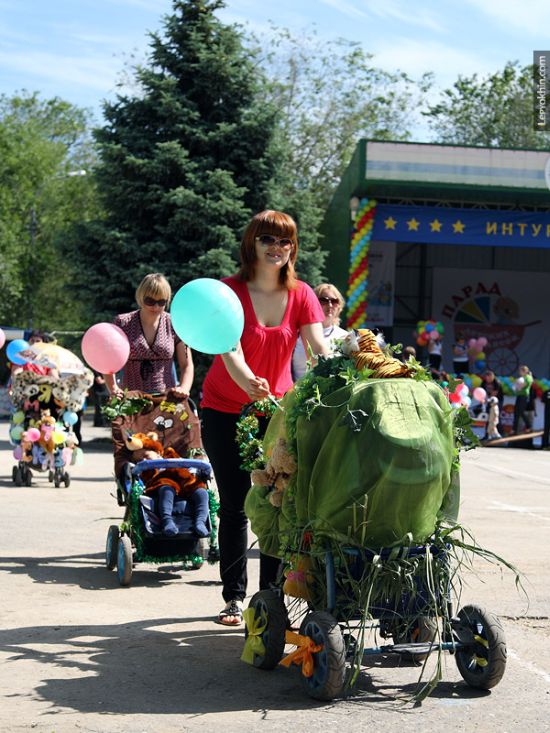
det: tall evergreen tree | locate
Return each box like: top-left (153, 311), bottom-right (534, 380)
top-left (73, 0), bottom-right (279, 319)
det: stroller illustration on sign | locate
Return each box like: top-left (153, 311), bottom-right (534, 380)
top-left (9, 370), bottom-right (90, 488)
top-left (243, 353), bottom-right (509, 701)
top-left (105, 390), bottom-right (219, 586)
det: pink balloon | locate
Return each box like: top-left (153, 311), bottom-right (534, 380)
top-left (473, 387), bottom-right (487, 402)
top-left (477, 337), bottom-right (488, 348)
top-left (81, 323), bottom-right (130, 374)
top-left (0, 328), bottom-right (5, 350)
top-left (429, 330), bottom-right (440, 341)
top-left (26, 428), bottom-right (41, 442)
top-left (468, 338), bottom-right (476, 348)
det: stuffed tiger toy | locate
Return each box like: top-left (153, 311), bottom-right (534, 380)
top-left (342, 328), bottom-right (412, 378)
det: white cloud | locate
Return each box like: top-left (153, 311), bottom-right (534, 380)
top-left (464, 0), bottom-right (550, 36)
top-left (371, 37), bottom-right (497, 85)
top-left (319, 0), bottom-right (367, 20)
top-left (0, 49), bottom-right (121, 93)
top-left (320, 0), bottom-right (446, 32)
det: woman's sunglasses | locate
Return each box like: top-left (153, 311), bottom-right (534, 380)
top-left (255, 234), bottom-right (293, 249)
top-left (319, 296), bottom-right (340, 306)
top-left (144, 296), bottom-right (168, 307)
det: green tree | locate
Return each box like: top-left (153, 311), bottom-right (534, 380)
top-left (424, 61), bottom-right (550, 148)
top-left (0, 92), bottom-right (98, 330)
top-left (72, 0), bottom-right (279, 320)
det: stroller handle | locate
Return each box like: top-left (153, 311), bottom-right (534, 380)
top-left (133, 458), bottom-right (213, 481)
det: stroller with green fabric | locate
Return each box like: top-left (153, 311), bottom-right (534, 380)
top-left (242, 369), bottom-right (507, 701)
top-left (104, 390), bottom-right (219, 586)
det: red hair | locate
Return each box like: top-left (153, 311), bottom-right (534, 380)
top-left (237, 210), bottom-right (299, 289)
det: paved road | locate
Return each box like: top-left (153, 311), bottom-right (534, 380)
top-left (0, 415), bottom-right (549, 733)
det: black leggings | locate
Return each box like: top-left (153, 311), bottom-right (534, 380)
top-left (201, 408), bottom-right (280, 602)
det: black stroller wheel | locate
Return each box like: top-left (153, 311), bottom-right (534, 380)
top-left (24, 469), bottom-right (32, 487)
top-left (63, 472), bottom-right (70, 488)
top-left (455, 605), bottom-right (506, 689)
top-left (106, 525), bottom-right (120, 570)
top-left (48, 470), bottom-right (54, 482)
top-left (246, 590), bottom-right (288, 670)
top-left (299, 611), bottom-right (346, 701)
top-left (117, 535), bottom-right (133, 586)
top-left (13, 465), bottom-right (22, 486)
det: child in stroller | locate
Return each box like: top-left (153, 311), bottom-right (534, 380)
top-left (106, 390), bottom-right (219, 585)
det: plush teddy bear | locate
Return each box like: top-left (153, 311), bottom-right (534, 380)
top-left (250, 437), bottom-right (297, 508)
top-left (123, 431), bottom-right (209, 538)
top-left (20, 431), bottom-right (35, 463)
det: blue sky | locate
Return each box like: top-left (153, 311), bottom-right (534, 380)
top-left (1, 0), bottom-right (548, 135)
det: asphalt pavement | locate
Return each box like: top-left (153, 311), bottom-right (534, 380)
top-left (0, 413), bottom-right (549, 733)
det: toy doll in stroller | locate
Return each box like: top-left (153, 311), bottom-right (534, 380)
top-left (105, 390), bottom-right (219, 585)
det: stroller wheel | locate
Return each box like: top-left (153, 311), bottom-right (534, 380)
top-left (455, 605), bottom-right (506, 689)
top-left (299, 611), bottom-right (346, 701)
top-left (392, 615), bottom-right (438, 664)
top-left (63, 472), bottom-right (70, 488)
top-left (48, 471), bottom-right (54, 482)
top-left (117, 535), bottom-right (133, 586)
top-left (106, 525), bottom-right (120, 570)
top-left (12, 466), bottom-right (22, 486)
top-left (246, 590), bottom-right (288, 670)
top-left (24, 469), bottom-right (32, 487)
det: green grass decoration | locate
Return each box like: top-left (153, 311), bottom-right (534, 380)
top-left (101, 392), bottom-right (154, 421)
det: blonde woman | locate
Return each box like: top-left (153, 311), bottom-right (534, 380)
top-left (292, 283), bottom-right (348, 380)
top-left (104, 273), bottom-right (193, 397)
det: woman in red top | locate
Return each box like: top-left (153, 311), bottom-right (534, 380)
top-left (201, 210), bottom-right (328, 625)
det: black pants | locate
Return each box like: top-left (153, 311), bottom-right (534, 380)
top-left (201, 408), bottom-right (280, 603)
top-left (513, 395), bottom-right (532, 432)
top-left (453, 360), bottom-right (468, 376)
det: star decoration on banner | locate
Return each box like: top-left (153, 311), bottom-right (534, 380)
top-left (384, 216), bottom-right (397, 230)
top-left (452, 220), bottom-right (465, 233)
top-left (407, 218), bottom-right (419, 231)
top-left (430, 219), bottom-right (442, 232)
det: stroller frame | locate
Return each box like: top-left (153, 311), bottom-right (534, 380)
top-left (245, 539), bottom-right (506, 701)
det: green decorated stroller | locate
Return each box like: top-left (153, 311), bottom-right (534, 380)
top-left (104, 391), bottom-right (219, 586)
top-left (242, 368), bottom-right (508, 701)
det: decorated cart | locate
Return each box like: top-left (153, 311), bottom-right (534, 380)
top-left (241, 330), bottom-right (516, 701)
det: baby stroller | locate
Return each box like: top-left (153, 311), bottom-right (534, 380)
top-left (9, 371), bottom-right (87, 488)
top-left (243, 376), bottom-right (508, 701)
top-left (105, 390), bottom-right (219, 586)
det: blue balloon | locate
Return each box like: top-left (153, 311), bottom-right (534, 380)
top-left (6, 339), bottom-right (29, 365)
top-left (171, 279), bottom-right (244, 354)
top-left (62, 410), bottom-right (78, 426)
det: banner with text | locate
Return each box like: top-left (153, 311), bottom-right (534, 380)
top-left (373, 204), bottom-right (550, 249)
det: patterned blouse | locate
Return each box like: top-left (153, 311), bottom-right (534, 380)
top-left (114, 310), bottom-right (182, 393)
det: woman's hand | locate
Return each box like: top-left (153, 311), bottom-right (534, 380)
top-left (171, 386), bottom-right (189, 399)
top-left (246, 376), bottom-right (270, 401)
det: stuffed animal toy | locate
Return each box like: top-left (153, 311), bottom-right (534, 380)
top-left (251, 437), bottom-right (297, 507)
top-left (20, 431), bottom-right (34, 463)
top-left (124, 431), bottom-right (209, 538)
top-left (282, 554), bottom-right (314, 601)
top-left (486, 396), bottom-right (501, 440)
top-left (342, 329), bottom-right (411, 378)
top-left (37, 415), bottom-right (57, 454)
